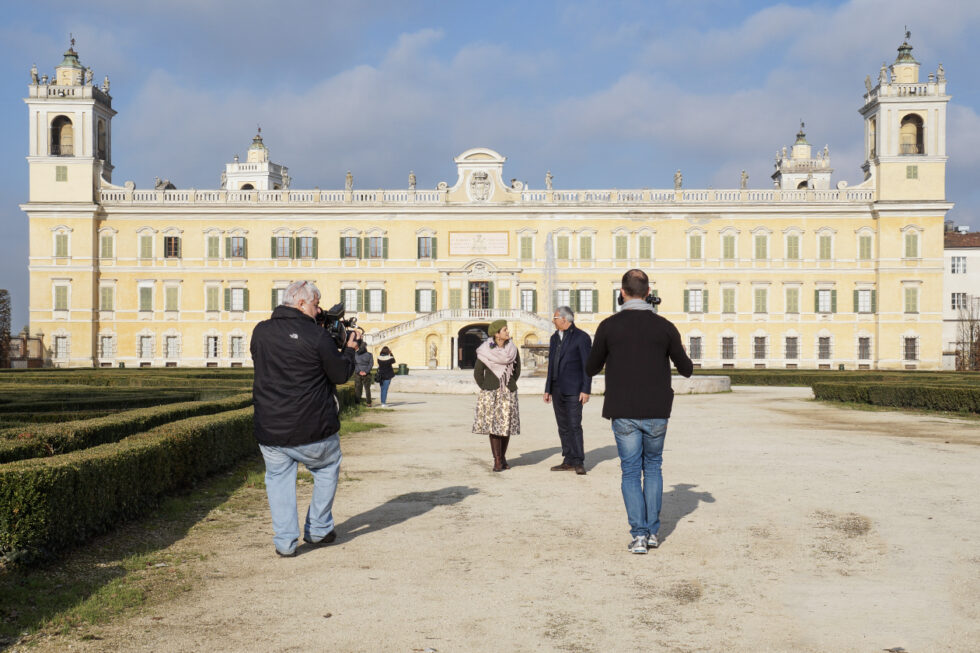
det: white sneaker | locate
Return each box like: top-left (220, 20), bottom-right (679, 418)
top-left (629, 536), bottom-right (648, 554)
top-left (646, 534), bottom-right (659, 549)
top-left (380, 403), bottom-right (389, 408)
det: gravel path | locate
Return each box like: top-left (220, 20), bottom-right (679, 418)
top-left (64, 386), bottom-right (980, 652)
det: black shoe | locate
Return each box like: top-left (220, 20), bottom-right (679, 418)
top-left (550, 463), bottom-right (575, 471)
top-left (276, 548), bottom-right (297, 558)
top-left (304, 531), bottom-right (337, 547)
top-left (574, 465), bottom-right (587, 475)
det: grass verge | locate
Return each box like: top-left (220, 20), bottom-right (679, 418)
top-left (0, 405), bottom-right (382, 650)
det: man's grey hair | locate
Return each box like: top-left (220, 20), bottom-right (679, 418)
top-left (555, 306), bottom-right (575, 322)
top-left (282, 280), bottom-right (320, 307)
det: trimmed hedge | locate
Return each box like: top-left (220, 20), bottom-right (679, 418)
top-left (0, 383), bottom-right (359, 563)
top-left (812, 382), bottom-right (980, 414)
top-left (0, 393), bottom-right (254, 464)
top-left (694, 369), bottom-right (980, 388)
top-left (0, 408), bottom-right (255, 561)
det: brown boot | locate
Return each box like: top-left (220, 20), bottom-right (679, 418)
top-left (500, 436), bottom-right (511, 470)
top-left (489, 436), bottom-right (504, 472)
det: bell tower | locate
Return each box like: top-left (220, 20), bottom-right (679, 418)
top-left (24, 39), bottom-right (116, 203)
top-left (859, 32), bottom-right (950, 201)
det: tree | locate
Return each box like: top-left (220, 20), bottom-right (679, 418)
top-left (956, 294), bottom-right (980, 371)
top-left (0, 290), bottom-right (10, 368)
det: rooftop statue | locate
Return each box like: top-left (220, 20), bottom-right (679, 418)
top-left (740, 170), bottom-right (748, 189)
top-left (409, 170), bottom-right (416, 190)
top-left (30, 63), bottom-right (38, 84)
top-left (345, 171), bottom-right (353, 191)
top-left (674, 170), bottom-right (682, 190)
top-left (546, 170), bottom-right (553, 191)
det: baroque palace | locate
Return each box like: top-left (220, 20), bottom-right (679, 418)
top-left (23, 38), bottom-right (951, 370)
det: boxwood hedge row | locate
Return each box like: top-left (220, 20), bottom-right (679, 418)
top-left (0, 384), bottom-right (358, 563)
top-left (0, 408), bottom-right (256, 562)
top-left (0, 393), bottom-right (254, 464)
top-left (811, 382), bottom-right (980, 414)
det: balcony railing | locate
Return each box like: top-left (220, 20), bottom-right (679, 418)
top-left (101, 186), bottom-right (874, 206)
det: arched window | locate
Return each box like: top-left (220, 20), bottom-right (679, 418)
top-left (97, 119), bottom-right (107, 160)
top-left (900, 114), bottom-right (923, 155)
top-left (240, 183), bottom-right (255, 190)
top-left (797, 181), bottom-right (808, 190)
top-left (50, 115), bottom-right (74, 156)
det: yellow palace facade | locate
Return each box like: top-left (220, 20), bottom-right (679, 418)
top-left (23, 39), bottom-right (952, 370)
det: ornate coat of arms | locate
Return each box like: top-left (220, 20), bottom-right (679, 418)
top-left (469, 170), bottom-right (491, 201)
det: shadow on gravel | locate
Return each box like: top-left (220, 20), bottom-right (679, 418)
top-left (508, 447), bottom-right (562, 467)
top-left (335, 486), bottom-right (478, 542)
top-left (584, 444), bottom-right (619, 471)
top-left (659, 483), bottom-right (716, 542)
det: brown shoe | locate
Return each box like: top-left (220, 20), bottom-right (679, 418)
top-left (550, 463), bottom-right (575, 471)
top-left (574, 465), bottom-right (587, 475)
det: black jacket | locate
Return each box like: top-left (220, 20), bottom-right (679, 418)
top-left (250, 305), bottom-right (356, 446)
top-left (585, 309), bottom-right (693, 419)
top-left (473, 348), bottom-right (521, 392)
top-left (376, 355), bottom-right (396, 381)
top-left (544, 324), bottom-right (592, 396)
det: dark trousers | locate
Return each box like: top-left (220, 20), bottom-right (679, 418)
top-left (354, 373), bottom-right (372, 404)
top-left (553, 392), bottom-right (584, 466)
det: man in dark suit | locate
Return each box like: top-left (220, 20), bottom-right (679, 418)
top-left (544, 306), bottom-right (592, 475)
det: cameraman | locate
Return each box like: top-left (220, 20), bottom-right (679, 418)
top-left (250, 280), bottom-right (358, 557)
top-left (586, 269), bottom-right (693, 555)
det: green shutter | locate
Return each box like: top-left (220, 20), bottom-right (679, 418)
top-left (831, 289), bottom-right (837, 313)
top-left (432, 290), bottom-right (437, 311)
top-left (570, 291), bottom-right (579, 313)
top-left (579, 237), bottom-right (591, 260)
top-left (271, 237), bottom-right (277, 258)
top-left (871, 289), bottom-right (877, 313)
top-left (853, 289), bottom-right (859, 313)
top-left (381, 290), bottom-right (387, 313)
top-left (431, 237), bottom-right (437, 260)
top-left (703, 289), bottom-right (709, 313)
top-left (639, 235), bottom-right (651, 260)
top-left (814, 289), bottom-right (820, 312)
top-left (520, 237), bottom-right (531, 260)
top-left (683, 289), bottom-right (690, 312)
top-left (488, 282), bottom-right (495, 309)
top-left (592, 289), bottom-right (598, 313)
top-left (243, 289), bottom-right (249, 311)
top-left (357, 238), bottom-right (363, 259)
top-left (311, 237), bottom-right (318, 259)
top-left (224, 288), bottom-right (231, 311)
top-left (415, 289), bottom-right (421, 312)
top-left (272, 288), bottom-right (278, 308)
top-left (417, 238), bottom-right (422, 259)
top-left (339, 237), bottom-right (345, 258)
top-left (290, 237), bottom-right (297, 259)
top-left (243, 238), bottom-right (248, 259)
top-left (383, 237), bottom-right (389, 259)
top-left (531, 289), bottom-right (537, 313)
top-left (356, 289), bottom-right (363, 311)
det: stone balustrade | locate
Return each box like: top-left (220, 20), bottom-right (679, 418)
top-left (101, 186), bottom-right (874, 206)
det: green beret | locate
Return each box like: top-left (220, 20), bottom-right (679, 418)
top-left (488, 319), bottom-right (507, 338)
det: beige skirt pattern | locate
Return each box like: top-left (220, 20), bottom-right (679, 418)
top-left (472, 386), bottom-right (521, 437)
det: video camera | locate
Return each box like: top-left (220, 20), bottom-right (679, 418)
top-left (315, 303), bottom-right (359, 349)
top-left (617, 293), bottom-right (662, 307)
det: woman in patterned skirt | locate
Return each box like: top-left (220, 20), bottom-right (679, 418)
top-left (472, 319), bottom-right (521, 472)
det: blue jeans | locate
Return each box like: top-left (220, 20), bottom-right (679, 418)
top-left (612, 418), bottom-right (668, 538)
top-left (379, 378), bottom-right (392, 404)
top-left (259, 434), bottom-right (342, 555)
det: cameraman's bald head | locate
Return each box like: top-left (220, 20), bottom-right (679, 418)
top-left (621, 269), bottom-right (650, 300)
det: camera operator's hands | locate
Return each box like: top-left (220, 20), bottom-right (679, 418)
top-left (345, 330), bottom-right (359, 349)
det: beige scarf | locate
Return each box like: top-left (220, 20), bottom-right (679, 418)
top-left (476, 339), bottom-right (518, 388)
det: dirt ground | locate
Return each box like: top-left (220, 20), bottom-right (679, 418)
top-left (39, 387), bottom-right (980, 652)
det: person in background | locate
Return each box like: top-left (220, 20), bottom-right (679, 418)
top-left (353, 337), bottom-right (374, 407)
top-left (472, 320), bottom-right (521, 472)
top-left (376, 346), bottom-right (396, 408)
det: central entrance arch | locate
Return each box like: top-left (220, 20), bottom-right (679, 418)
top-left (457, 323), bottom-right (489, 369)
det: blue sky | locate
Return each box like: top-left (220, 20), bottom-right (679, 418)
top-left (2, 0), bottom-right (979, 330)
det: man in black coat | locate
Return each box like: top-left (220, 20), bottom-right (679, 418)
top-left (586, 269), bottom-right (693, 554)
top-left (544, 305), bottom-right (592, 475)
top-left (251, 280), bottom-right (357, 557)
